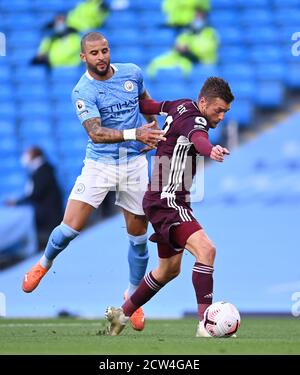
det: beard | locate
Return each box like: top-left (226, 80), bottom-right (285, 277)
top-left (88, 60), bottom-right (111, 77)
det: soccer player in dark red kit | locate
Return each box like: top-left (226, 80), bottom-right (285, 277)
top-left (106, 77), bottom-right (234, 337)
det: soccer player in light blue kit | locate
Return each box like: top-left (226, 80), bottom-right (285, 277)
top-left (22, 32), bottom-right (165, 331)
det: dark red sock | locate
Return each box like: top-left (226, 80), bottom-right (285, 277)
top-left (122, 272), bottom-right (164, 317)
top-left (192, 262), bottom-right (214, 320)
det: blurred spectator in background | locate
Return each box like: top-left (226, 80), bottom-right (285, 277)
top-left (6, 147), bottom-right (64, 250)
top-left (31, 14), bottom-right (81, 68)
top-left (162, 0), bottom-right (210, 29)
top-left (147, 9), bottom-right (218, 77)
top-left (66, 0), bottom-right (109, 32)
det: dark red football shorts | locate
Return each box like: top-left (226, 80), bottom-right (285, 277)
top-left (143, 195), bottom-right (202, 258)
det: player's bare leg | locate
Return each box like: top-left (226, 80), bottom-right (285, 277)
top-left (122, 208), bottom-right (148, 331)
top-left (22, 200), bottom-right (94, 293)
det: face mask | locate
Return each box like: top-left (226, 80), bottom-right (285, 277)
top-left (21, 153), bottom-right (37, 173)
top-left (20, 153), bottom-right (31, 168)
top-left (54, 22), bottom-right (67, 35)
top-left (191, 19), bottom-right (205, 32)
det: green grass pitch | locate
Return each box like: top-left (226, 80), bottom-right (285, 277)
top-left (0, 317), bottom-right (299, 355)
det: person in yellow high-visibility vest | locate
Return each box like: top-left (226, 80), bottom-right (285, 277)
top-left (31, 14), bottom-right (81, 68)
top-left (162, 0), bottom-right (210, 28)
top-left (147, 10), bottom-right (218, 77)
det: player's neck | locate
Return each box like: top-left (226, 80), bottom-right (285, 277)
top-left (88, 65), bottom-right (114, 81)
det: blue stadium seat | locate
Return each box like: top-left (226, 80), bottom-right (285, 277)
top-left (0, 66), bottom-right (12, 83)
top-left (285, 63), bottom-right (300, 89)
top-left (0, 137), bottom-right (18, 156)
top-left (50, 83), bottom-right (75, 101)
top-left (142, 29), bottom-right (176, 47)
top-left (55, 120), bottom-right (86, 138)
top-left (0, 0), bottom-right (34, 12)
top-left (240, 9), bottom-right (273, 26)
top-left (5, 14), bottom-right (37, 30)
top-left (0, 84), bottom-right (14, 101)
top-left (254, 63), bottom-right (285, 82)
top-left (19, 102), bottom-right (52, 120)
top-left (218, 46), bottom-right (250, 63)
top-left (0, 172), bottom-right (26, 192)
top-left (237, 0), bottom-right (269, 7)
top-left (111, 47), bottom-right (147, 65)
top-left (274, 8), bottom-right (300, 26)
top-left (15, 83), bottom-right (49, 101)
top-left (250, 46), bottom-right (283, 64)
top-left (226, 99), bottom-right (254, 128)
top-left (150, 67), bottom-right (187, 83)
top-left (216, 27), bottom-right (244, 45)
top-left (273, 0), bottom-right (299, 6)
top-left (255, 81), bottom-right (285, 109)
top-left (33, 0), bottom-right (76, 12)
top-left (50, 67), bottom-right (82, 85)
top-left (14, 66), bottom-right (48, 83)
top-left (0, 103), bottom-right (17, 122)
top-left (0, 120), bottom-right (16, 137)
top-left (190, 64), bottom-right (220, 82)
top-left (8, 31), bottom-right (41, 49)
top-left (1, 156), bottom-right (22, 174)
top-left (104, 11), bottom-right (137, 29)
top-left (244, 27), bottom-right (279, 45)
top-left (130, 0), bottom-right (162, 10)
top-left (209, 10), bottom-right (240, 27)
top-left (139, 11), bottom-right (167, 28)
top-left (211, 0), bottom-right (235, 10)
top-left (220, 63), bottom-right (254, 81)
top-left (19, 120), bottom-right (52, 139)
top-left (8, 48), bottom-right (36, 65)
top-left (107, 29), bottom-right (142, 47)
top-left (58, 138), bottom-right (88, 159)
top-left (229, 80), bottom-right (256, 100)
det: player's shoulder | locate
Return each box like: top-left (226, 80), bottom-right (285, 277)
top-left (114, 63), bottom-right (142, 76)
top-left (72, 72), bottom-right (97, 98)
top-left (163, 98), bottom-right (197, 114)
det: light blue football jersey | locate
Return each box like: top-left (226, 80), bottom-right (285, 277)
top-left (72, 63), bottom-right (146, 163)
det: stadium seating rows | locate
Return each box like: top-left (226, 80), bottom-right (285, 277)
top-left (0, 0), bottom-right (299, 202)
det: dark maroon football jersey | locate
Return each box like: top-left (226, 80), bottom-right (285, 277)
top-left (146, 99), bottom-right (210, 201)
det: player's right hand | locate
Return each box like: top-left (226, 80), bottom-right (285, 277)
top-left (136, 121), bottom-right (166, 149)
top-left (210, 145), bottom-right (230, 162)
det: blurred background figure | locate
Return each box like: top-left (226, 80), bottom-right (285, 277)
top-left (147, 9), bottom-right (218, 77)
top-left (31, 14), bottom-right (81, 68)
top-left (162, 0), bottom-right (210, 29)
top-left (66, 0), bottom-right (109, 32)
top-left (6, 147), bottom-right (64, 250)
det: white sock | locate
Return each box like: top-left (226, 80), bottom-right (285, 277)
top-left (39, 255), bottom-right (53, 270)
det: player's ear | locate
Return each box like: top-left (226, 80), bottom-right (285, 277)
top-left (80, 52), bottom-right (86, 63)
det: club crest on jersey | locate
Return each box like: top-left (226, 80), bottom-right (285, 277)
top-left (76, 100), bottom-right (85, 111)
top-left (124, 81), bottom-right (134, 91)
top-left (74, 183), bottom-right (85, 194)
top-left (194, 116), bottom-right (207, 129)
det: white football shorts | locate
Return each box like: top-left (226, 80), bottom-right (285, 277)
top-left (68, 154), bottom-right (148, 215)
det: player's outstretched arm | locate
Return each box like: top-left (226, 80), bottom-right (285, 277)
top-left (191, 132), bottom-right (230, 162)
top-left (83, 117), bottom-right (124, 143)
top-left (83, 117), bottom-right (165, 146)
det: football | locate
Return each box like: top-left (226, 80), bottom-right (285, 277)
top-left (203, 301), bottom-right (241, 337)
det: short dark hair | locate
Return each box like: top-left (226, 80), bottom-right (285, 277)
top-left (81, 31), bottom-right (107, 52)
top-left (199, 77), bottom-right (234, 104)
